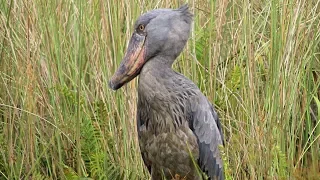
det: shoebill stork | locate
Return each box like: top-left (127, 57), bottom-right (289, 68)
top-left (109, 4), bottom-right (224, 180)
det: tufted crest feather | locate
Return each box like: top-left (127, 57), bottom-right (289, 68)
top-left (176, 4), bottom-right (193, 24)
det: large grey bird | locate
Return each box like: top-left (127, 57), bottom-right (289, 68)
top-left (109, 4), bottom-right (224, 180)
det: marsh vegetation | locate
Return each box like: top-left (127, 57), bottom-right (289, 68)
top-left (0, 0), bottom-right (319, 179)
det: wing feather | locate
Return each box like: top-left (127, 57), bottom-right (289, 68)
top-left (190, 96), bottom-right (224, 180)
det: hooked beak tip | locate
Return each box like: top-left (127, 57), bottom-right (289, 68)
top-left (108, 80), bottom-right (119, 91)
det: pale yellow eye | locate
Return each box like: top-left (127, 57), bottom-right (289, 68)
top-left (138, 24), bottom-right (145, 31)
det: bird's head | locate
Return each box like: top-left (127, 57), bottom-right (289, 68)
top-left (109, 4), bottom-right (193, 90)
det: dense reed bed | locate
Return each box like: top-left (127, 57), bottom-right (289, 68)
top-left (0, 0), bottom-right (319, 179)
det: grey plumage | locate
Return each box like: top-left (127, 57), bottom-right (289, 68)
top-left (109, 4), bottom-right (224, 180)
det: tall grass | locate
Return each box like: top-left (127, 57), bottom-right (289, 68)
top-left (0, 0), bottom-right (319, 179)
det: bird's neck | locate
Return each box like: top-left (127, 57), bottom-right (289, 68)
top-left (138, 55), bottom-right (176, 97)
top-left (144, 55), bottom-right (175, 70)
top-left (139, 56), bottom-right (175, 79)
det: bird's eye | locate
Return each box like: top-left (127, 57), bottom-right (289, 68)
top-left (138, 24), bottom-right (145, 31)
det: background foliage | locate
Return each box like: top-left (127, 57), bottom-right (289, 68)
top-left (0, 0), bottom-right (319, 179)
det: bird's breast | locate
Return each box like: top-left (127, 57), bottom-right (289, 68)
top-left (138, 121), bottom-right (200, 179)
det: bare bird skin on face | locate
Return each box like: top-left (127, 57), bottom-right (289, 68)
top-left (109, 4), bottom-right (224, 180)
